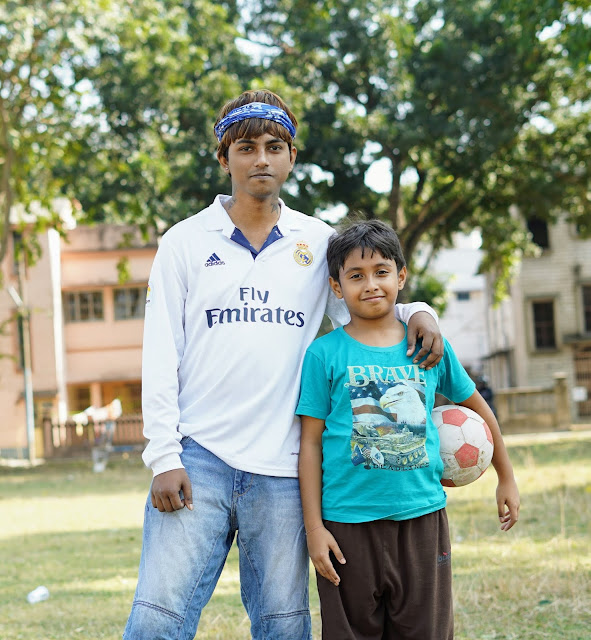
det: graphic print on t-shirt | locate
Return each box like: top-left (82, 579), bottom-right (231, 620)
top-left (347, 365), bottom-right (428, 471)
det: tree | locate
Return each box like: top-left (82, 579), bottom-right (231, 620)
top-left (243, 0), bottom-right (591, 296)
top-left (66, 0), bottom-right (253, 230)
top-left (0, 0), bottom-right (107, 266)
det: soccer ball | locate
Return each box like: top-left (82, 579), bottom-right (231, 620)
top-left (432, 405), bottom-right (494, 487)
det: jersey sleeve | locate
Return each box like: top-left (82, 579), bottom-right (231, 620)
top-left (325, 288), bottom-right (350, 328)
top-left (141, 233), bottom-right (188, 476)
top-left (436, 338), bottom-right (476, 403)
top-left (394, 301), bottom-right (439, 323)
top-left (296, 348), bottom-right (332, 420)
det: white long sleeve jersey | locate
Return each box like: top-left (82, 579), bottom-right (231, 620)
top-left (142, 196), bottom-right (436, 477)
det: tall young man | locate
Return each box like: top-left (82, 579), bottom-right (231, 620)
top-left (123, 90), bottom-right (443, 640)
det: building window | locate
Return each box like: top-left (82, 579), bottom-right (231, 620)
top-left (527, 216), bottom-right (550, 249)
top-left (114, 287), bottom-right (145, 320)
top-left (532, 301), bottom-right (556, 349)
top-left (583, 286), bottom-right (591, 333)
top-left (456, 291), bottom-right (471, 301)
top-left (64, 291), bottom-right (104, 322)
top-left (103, 381), bottom-right (142, 413)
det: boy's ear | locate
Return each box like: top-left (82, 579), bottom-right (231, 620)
top-left (398, 266), bottom-right (407, 290)
top-left (329, 276), bottom-right (343, 299)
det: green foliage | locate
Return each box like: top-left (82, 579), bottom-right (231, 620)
top-left (116, 256), bottom-right (131, 284)
top-left (406, 272), bottom-right (449, 316)
top-left (0, 0), bottom-right (106, 263)
top-left (66, 0), bottom-right (253, 229)
top-left (1, 0), bottom-right (589, 298)
top-left (243, 0), bottom-right (591, 284)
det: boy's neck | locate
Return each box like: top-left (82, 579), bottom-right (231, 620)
top-left (344, 316), bottom-right (406, 347)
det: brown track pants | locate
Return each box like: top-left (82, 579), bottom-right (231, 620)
top-left (317, 509), bottom-right (453, 640)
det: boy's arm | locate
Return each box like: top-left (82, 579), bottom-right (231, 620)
top-left (299, 415), bottom-right (346, 586)
top-left (459, 391), bottom-right (520, 531)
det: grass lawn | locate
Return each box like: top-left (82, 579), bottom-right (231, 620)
top-left (1, 432), bottom-right (590, 639)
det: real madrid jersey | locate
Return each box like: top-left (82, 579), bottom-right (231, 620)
top-left (141, 195), bottom-right (437, 478)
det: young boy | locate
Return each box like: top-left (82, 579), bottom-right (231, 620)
top-left (297, 220), bottom-right (520, 640)
top-left (124, 91), bottom-right (444, 640)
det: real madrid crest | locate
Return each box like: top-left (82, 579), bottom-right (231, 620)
top-left (293, 241), bottom-right (314, 267)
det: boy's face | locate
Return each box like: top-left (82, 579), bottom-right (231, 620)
top-left (329, 248), bottom-right (407, 323)
top-left (218, 133), bottom-right (297, 201)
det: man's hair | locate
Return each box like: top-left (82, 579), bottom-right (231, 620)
top-left (215, 90), bottom-right (298, 161)
top-left (327, 219), bottom-right (406, 281)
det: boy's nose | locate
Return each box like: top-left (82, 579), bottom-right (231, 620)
top-left (365, 278), bottom-right (379, 290)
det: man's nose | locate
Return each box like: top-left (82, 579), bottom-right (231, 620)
top-left (254, 149), bottom-right (269, 166)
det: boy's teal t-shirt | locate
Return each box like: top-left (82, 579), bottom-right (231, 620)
top-left (296, 326), bottom-right (475, 523)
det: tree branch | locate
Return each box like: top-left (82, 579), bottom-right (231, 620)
top-left (0, 98), bottom-right (14, 264)
top-left (402, 196), bottom-right (465, 265)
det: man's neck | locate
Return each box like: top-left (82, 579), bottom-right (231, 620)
top-left (224, 194), bottom-right (281, 230)
top-left (223, 194), bottom-right (282, 252)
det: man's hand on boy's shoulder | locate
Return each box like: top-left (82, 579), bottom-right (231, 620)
top-left (151, 468), bottom-right (194, 512)
top-left (406, 311), bottom-right (444, 370)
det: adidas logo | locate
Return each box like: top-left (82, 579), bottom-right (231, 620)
top-left (205, 252), bottom-right (225, 267)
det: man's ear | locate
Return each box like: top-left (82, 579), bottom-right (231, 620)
top-left (398, 266), bottom-right (407, 290)
top-left (329, 276), bottom-right (343, 299)
top-left (289, 145), bottom-right (297, 171)
top-left (218, 154), bottom-right (230, 173)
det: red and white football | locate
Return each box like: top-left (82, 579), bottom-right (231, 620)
top-left (432, 405), bottom-right (494, 487)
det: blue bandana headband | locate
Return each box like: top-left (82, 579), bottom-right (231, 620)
top-left (214, 102), bottom-right (296, 142)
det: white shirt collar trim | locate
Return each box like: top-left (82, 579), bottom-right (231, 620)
top-left (201, 195), bottom-right (304, 236)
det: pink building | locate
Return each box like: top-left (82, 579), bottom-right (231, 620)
top-left (0, 222), bottom-right (157, 458)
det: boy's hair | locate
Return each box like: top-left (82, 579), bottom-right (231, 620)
top-left (327, 219), bottom-right (406, 281)
top-left (215, 90), bottom-right (298, 161)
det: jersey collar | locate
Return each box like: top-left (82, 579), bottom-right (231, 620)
top-left (201, 195), bottom-right (305, 238)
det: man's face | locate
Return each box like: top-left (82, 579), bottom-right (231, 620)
top-left (219, 133), bottom-right (297, 200)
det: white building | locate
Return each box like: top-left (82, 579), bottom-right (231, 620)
top-left (427, 232), bottom-right (488, 375)
top-left (485, 216), bottom-right (591, 422)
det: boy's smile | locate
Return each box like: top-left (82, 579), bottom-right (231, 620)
top-left (330, 247), bottom-right (407, 326)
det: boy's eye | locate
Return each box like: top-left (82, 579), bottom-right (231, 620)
top-left (377, 270), bottom-right (389, 276)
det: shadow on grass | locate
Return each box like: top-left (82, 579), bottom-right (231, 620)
top-left (2, 520), bottom-right (587, 640)
top-left (507, 438), bottom-right (591, 467)
top-left (0, 454), bottom-right (152, 500)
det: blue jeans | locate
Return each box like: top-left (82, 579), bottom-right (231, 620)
top-left (124, 437), bottom-right (311, 639)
